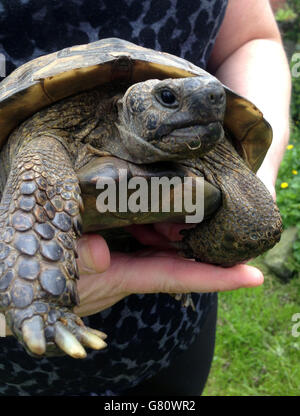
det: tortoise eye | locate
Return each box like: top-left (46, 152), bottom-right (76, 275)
top-left (159, 89), bottom-right (178, 106)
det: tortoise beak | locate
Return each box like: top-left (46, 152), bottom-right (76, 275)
top-left (185, 77), bottom-right (226, 121)
top-left (156, 78), bottom-right (226, 139)
top-left (151, 78), bottom-right (226, 157)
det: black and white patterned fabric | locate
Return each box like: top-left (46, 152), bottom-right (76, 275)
top-left (0, 0), bottom-right (227, 73)
top-left (0, 0), bottom-right (227, 396)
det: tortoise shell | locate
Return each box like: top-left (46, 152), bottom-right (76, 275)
top-left (0, 37), bottom-right (272, 172)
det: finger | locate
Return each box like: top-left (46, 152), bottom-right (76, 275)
top-left (77, 234), bottom-right (111, 274)
top-left (125, 222), bottom-right (196, 247)
top-left (110, 251), bottom-right (264, 294)
top-left (153, 222), bottom-right (197, 242)
top-left (125, 224), bottom-right (172, 247)
top-left (135, 248), bottom-right (194, 259)
top-left (75, 249), bottom-right (263, 317)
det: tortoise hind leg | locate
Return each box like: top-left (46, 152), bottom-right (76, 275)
top-left (0, 135), bottom-right (107, 358)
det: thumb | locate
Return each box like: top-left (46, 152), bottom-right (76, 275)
top-left (77, 234), bottom-right (111, 274)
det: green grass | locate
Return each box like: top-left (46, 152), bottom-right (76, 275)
top-left (276, 5), bottom-right (297, 23)
top-left (201, 0), bottom-right (300, 397)
top-left (202, 259), bottom-right (300, 396)
top-left (276, 129), bottom-right (300, 272)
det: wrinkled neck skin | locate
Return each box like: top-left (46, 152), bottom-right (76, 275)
top-left (1, 88), bottom-right (121, 175)
top-left (0, 86), bottom-right (176, 195)
top-left (179, 135), bottom-right (282, 266)
top-left (2, 85), bottom-right (180, 170)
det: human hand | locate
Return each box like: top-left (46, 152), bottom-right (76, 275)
top-left (2, 224), bottom-right (263, 336)
top-left (74, 224), bottom-right (264, 318)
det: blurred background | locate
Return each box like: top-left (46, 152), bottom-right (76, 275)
top-left (203, 0), bottom-right (300, 396)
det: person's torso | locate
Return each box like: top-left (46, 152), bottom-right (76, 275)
top-left (0, 0), bottom-right (226, 396)
top-left (0, 0), bottom-right (228, 75)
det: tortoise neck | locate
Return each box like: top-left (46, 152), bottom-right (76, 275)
top-left (7, 88), bottom-right (119, 163)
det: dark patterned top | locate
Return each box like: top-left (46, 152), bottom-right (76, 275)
top-left (0, 0), bottom-right (227, 396)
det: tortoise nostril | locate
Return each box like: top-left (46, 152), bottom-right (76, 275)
top-left (207, 88), bottom-right (225, 107)
top-left (209, 93), bottom-right (216, 103)
top-left (218, 92), bottom-right (225, 102)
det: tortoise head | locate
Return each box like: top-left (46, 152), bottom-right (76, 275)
top-left (115, 76), bottom-right (226, 163)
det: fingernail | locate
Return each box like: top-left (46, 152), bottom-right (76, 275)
top-left (254, 269), bottom-right (264, 285)
top-left (245, 267), bottom-right (264, 287)
top-left (76, 238), bottom-right (97, 273)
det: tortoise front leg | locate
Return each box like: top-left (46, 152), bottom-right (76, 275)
top-left (178, 140), bottom-right (282, 266)
top-left (0, 135), bottom-right (107, 358)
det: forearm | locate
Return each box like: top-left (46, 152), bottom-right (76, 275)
top-left (214, 38), bottom-right (291, 191)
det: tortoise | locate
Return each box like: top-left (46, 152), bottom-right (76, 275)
top-left (0, 38), bottom-right (282, 359)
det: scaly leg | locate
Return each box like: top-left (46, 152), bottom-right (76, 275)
top-left (178, 139), bottom-right (282, 266)
top-left (0, 135), bottom-right (106, 358)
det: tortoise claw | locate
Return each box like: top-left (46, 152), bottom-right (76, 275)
top-left (0, 135), bottom-right (109, 358)
top-left (7, 303), bottom-right (108, 358)
top-left (77, 327), bottom-right (107, 350)
top-left (54, 322), bottom-right (87, 359)
top-left (85, 328), bottom-right (107, 340)
top-left (22, 316), bottom-right (46, 356)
